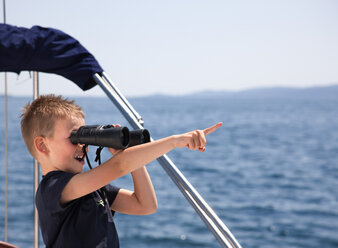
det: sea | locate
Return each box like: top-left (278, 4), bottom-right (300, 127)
top-left (0, 93), bottom-right (337, 248)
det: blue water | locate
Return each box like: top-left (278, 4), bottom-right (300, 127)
top-left (0, 95), bottom-right (338, 247)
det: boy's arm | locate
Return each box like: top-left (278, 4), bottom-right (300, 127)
top-left (111, 166), bottom-right (157, 215)
top-left (60, 122), bottom-right (222, 205)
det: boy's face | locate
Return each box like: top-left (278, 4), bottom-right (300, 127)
top-left (45, 116), bottom-right (86, 174)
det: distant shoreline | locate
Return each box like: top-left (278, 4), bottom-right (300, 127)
top-left (1, 84), bottom-right (338, 99)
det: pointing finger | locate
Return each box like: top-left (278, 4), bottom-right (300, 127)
top-left (203, 122), bottom-right (223, 136)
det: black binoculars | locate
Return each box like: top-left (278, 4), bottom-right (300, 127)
top-left (70, 125), bottom-right (150, 149)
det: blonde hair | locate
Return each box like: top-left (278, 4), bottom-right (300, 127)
top-left (20, 94), bottom-right (85, 157)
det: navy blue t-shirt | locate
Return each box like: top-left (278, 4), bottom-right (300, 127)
top-left (36, 171), bottom-right (120, 248)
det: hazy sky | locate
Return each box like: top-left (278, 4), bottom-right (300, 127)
top-left (1, 0), bottom-right (338, 97)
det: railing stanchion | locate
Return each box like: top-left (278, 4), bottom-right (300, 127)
top-left (33, 72), bottom-right (40, 248)
top-left (3, 0), bottom-right (8, 242)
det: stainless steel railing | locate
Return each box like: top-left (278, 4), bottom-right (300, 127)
top-left (94, 72), bottom-right (242, 248)
top-left (2, 0), bottom-right (8, 243)
top-left (33, 72), bottom-right (40, 248)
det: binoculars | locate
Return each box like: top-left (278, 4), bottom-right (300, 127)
top-left (70, 125), bottom-right (150, 149)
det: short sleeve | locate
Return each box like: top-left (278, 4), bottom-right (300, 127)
top-left (105, 184), bottom-right (120, 206)
top-left (38, 171), bottom-right (75, 213)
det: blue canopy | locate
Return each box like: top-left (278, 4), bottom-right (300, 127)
top-left (0, 24), bottom-right (103, 91)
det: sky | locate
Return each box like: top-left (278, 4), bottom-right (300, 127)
top-left (1, 0), bottom-right (338, 97)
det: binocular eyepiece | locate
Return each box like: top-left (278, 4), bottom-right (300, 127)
top-left (70, 125), bottom-right (150, 149)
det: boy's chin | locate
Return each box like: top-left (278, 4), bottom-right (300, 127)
top-left (75, 157), bottom-right (85, 164)
top-left (77, 160), bottom-right (85, 167)
top-left (72, 159), bottom-right (85, 171)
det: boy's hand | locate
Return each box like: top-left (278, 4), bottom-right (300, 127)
top-left (174, 122), bottom-right (222, 152)
top-left (108, 147), bottom-right (122, 156)
top-left (108, 124), bottom-right (122, 156)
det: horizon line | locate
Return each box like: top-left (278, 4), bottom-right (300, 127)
top-left (1, 83), bottom-right (338, 98)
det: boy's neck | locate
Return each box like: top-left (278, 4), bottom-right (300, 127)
top-left (39, 162), bottom-right (55, 176)
top-left (38, 157), bottom-right (62, 176)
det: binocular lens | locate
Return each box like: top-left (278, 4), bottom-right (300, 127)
top-left (70, 125), bottom-right (150, 149)
top-left (129, 129), bottom-right (150, 147)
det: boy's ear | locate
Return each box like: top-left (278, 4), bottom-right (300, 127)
top-left (34, 136), bottom-right (49, 155)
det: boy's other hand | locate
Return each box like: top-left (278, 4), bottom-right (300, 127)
top-left (174, 122), bottom-right (222, 152)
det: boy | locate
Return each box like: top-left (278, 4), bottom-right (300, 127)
top-left (20, 94), bottom-right (222, 248)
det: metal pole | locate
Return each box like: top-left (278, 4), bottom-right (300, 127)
top-left (93, 73), bottom-right (241, 248)
top-left (4, 69), bottom-right (8, 243)
top-left (101, 72), bottom-right (144, 126)
top-left (33, 72), bottom-right (39, 248)
top-left (2, 0), bottom-right (6, 24)
top-left (3, 0), bottom-right (8, 242)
